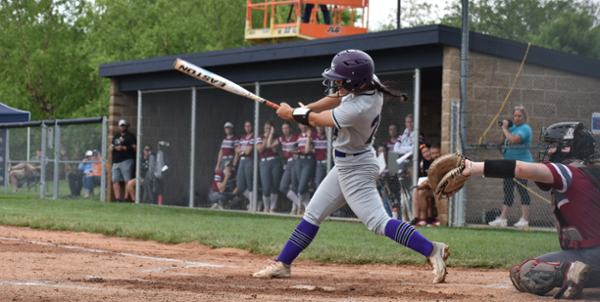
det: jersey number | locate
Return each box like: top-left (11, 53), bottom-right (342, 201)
top-left (366, 114), bottom-right (380, 144)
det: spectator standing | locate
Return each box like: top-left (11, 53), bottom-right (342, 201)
top-left (313, 126), bottom-right (329, 189)
top-left (215, 122), bottom-right (239, 173)
top-left (236, 121), bottom-right (255, 209)
top-left (257, 121), bottom-right (283, 213)
top-left (110, 119), bottom-right (136, 202)
top-left (296, 123), bottom-right (316, 214)
top-left (125, 145), bottom-right (151, 202)
top-left (273, 122), bottom-right (301, 214)
top-left (209, 161), bottom-right (241, 209)
top-left (384, 124), bottom-right (399, 152)
top-left (66, 149), bottom-right (87, 198)
top-left (489, 105), bottom-right (533, 228)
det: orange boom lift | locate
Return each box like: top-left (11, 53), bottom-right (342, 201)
top-left (245, 0), bottom-right (369, 45)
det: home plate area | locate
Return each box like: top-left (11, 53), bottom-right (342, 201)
top-left (0, 226), bottom-right (598, 301)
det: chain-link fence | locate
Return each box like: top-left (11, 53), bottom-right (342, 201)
top-left (136, 69), bottom-right (430, 221)
top-left (450, 50), bottom-right (600, 229)
top-left (2, 118), bottom-right (108, 201)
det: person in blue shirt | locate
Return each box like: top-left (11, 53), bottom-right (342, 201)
top-left (78, 150), bottom-right (95, 198)
top-left (489, 105), bottom-right (533, 228)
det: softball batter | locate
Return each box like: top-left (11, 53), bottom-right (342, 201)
top-left (253, 49), bottom-right (450, 283)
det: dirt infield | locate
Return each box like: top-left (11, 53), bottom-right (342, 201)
top-left (0, 225), bottom-right (598, 301)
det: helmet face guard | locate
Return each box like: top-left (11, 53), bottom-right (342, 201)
top-left (538, 122), bottom-right (596, 163)
top-left (322, 49), bottom-right (375, 93)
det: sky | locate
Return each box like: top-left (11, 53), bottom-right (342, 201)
top-left (368, 0), bottom-right (452, 30)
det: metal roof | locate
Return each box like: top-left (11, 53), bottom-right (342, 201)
top-left (99, 24), bottom-right (600, 92)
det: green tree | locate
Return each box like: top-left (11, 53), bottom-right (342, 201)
top-left (440, 0), bottom-right (600, 59)
top-left (0, 0), bottom-right (97, 120)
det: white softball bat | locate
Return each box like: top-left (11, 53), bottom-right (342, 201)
top-left (173, 58), bottom-right (280, 110)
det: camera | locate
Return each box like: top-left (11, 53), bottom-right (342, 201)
top-left (498, 120), bottom-right (513, 127)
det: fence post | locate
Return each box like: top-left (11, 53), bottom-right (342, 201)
top-left (135, 90), bottom-right (142, 204)
top-left (327, 81), bottom-right (335, 172)
top-left (101, 116), bottom-right (108, 202)
top-left (252, 82), bottom-right (260, 213)
top-left (40, 123), bottom-right (47, 199)
top-left (4, 129), bottom-right (9, 194)
top-left (53, 123), bottom-right (60, 199)
top-left (27, 127), bottom-right (30, 162)
top-left (189, 87), bottom-right (197, 208)
top-left (412, 68), bottom-right (421, 197)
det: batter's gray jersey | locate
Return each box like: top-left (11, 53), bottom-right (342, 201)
top-left (331, 90), bottom-right (383, 154)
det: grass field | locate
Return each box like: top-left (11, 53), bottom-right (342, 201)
top-left (0, 194), bottom-right (559, 269)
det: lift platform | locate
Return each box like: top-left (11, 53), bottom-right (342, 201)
top-left (245, 0), bottom-right (369, 45)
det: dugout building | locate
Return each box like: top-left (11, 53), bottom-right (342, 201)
top-left (100, 24), bottom-right (600, 228)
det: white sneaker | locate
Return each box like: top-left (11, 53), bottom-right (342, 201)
top-left (488, 217), bottom-right (507, 227)
top-left (557, 261), bottom-right (592, 299)
top-left (210, 203), bottom-right (219, 209)
top-left (514, 218), bottom-right (529, 228)
top-left (252, 260), bottom-right (291, 279)
top-left (427, 242), bottom-right (450, 283)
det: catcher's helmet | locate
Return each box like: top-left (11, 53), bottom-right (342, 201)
top-left (538, 122), bottom-right (596, 163)
top-left (322, 49), bottom-right (375, 92)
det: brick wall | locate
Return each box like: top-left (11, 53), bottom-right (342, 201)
top-left (107, 79), bottom-right (137, 201)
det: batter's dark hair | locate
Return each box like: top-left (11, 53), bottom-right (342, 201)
top-left (372, 80), bottom-right (408, 102)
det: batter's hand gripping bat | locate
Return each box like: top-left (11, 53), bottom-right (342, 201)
top-left (173, 58), bottom-right (280, 110)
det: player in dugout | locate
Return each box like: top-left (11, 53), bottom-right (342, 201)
top-left (448, 122), bottom-right (599, 299)
top-left (252, 49), bottom-right (450, 284)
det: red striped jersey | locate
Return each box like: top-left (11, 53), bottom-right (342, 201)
top-left (256, 134), bottom-right (279, 158)
top-left (297, 132), bottom-right (316, 155)
top-left (211, 169), bottom-right (237, 192)
top-left (314, 133), bottom-right (328, 161)
top-left (220, 135), bottom-right (239, 157)
top-left (279, 135), bottom-right (298, 159)
top-left (239, 134), bottom-right (255, 158)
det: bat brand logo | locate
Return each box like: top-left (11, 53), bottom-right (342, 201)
top-left (326, 26), bottom-right (341, 35)
top-left (178, 65), bottom-right (227, 88)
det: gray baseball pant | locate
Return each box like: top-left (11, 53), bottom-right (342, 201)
top-left (279, 159), bottom-right (298, 195)
top-left (538, 245), bottom-right (600, 288)
top-left (237, 158), bottom-right (253, 193)
top-left (295, 157), bottom-right (316, 195)
top-left (260, 158), bottom-right (282, 196)
top-left (304, 150), bottom-right (390, 236)
top-left (315, 161), bottom-right (327, 189)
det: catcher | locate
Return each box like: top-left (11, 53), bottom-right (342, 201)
top-left (429, 122), bottom-right (599, 299)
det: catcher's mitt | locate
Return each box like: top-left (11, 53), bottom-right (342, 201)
top-left (428, 153), bottom-right (471, 198)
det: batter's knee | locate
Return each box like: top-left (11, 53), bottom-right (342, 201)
top-left (302, 210), bottom-right (323, 228)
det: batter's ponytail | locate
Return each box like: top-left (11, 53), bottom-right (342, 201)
top-left (372, 80), bottom-right (408, 102)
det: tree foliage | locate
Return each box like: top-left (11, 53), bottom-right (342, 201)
top-left (439, 0), bottom-right (600, 59)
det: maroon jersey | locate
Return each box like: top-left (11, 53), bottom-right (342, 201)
top-left (384, 137), bottom-right (397, 152)
top-left (239, 134), bottom-right (255, 158)
top-left (535, 161), bottom-right (600, 245)
top-left (279, 135), bottom-right (298, 159)
top-left (220, 135), bottom-right (239, 157)
top-left (297, 132), bottom-right (316, 155)
top-left (211, 169), bottom-right (237, 192)
top-left (314, 133), bottom-right (328, 161)
top-left (256, 134), bottom-right (279, 158)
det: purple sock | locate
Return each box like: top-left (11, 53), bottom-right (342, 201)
top-left (384, 219), bottom-right (433, 257)
top-left (276, 219), bottom-right (319, 265)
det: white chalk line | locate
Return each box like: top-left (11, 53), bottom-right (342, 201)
top-left (0, 232), bottom-right (511, 291)
top-left (0, 235), bottom-right (227, 268)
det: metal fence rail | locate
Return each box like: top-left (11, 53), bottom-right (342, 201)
top-left (2, 118), bottom-right (108, 201)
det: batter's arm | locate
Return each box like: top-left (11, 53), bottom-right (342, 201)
top-left (463, 160), bottom-right (554, 184)
top-left (276, 103), bottom-right (335, 127)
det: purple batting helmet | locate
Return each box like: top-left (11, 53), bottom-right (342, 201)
top-left (322, 50), bottom-right (375, 92)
